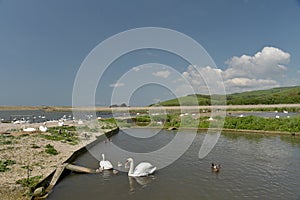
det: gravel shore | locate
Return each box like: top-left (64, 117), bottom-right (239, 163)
top-left (0, 121), bottom-right (113, 200)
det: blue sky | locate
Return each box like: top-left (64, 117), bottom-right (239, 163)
top-left (0, 0), bottom-right (300, 106)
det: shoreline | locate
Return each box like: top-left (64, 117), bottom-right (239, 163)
top-left (121, 125), bottom-right (300, 136)
top-left (1, 104), bottom-right (300, 111)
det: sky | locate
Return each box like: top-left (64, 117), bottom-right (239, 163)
top-left (0, 0), bottom-right (300, 106)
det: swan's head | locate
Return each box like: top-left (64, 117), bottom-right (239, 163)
top-left (125, 158), bottom-right (133, 166)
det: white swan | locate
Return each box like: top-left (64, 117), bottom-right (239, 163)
top-left (58, 121), bottom-right (64, 126)
top-left (99, 154), bottom-right (113, 170)
top-left (125, 158), bottom-right (156, 177)
top-left (23, 127), bottom-right (36, 132)
top-left (117, 162), bottom-right (123, 167)
top-left (39, 125), bottom-right (48, 132)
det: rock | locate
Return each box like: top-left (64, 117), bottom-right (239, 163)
top-left (33, 187), bottom-right (45, 197)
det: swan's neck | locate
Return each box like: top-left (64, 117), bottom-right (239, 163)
top-left (128, 160), bottom-right (134, 175)
top-left (102, 154), bottom-right (105, 161)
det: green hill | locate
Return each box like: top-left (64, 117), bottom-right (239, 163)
top-left (152, 86), bottom-right (300, 106)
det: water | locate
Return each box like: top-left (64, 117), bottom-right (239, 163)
top-left (47, 129), bottom-right (300, 200)
top-left (1, 110), bottom-right (298, 123)
top-left (0, 110), bottom-right (116, 123)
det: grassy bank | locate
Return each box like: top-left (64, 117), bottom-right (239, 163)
top-left (114, 114), bottom-right (300, 134)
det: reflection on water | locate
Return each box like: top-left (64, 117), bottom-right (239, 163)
top-left (47, 129), bottom-right (300, 200)
top-left (128, 176), bottom-right (155, 193)
top-left (222, 131), bottom-right (268, 143)
top-left (280, 135), bottom-right (300, 148)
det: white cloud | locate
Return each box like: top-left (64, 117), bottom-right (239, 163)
top-left (177, 46), bottom-right (292, 94)
top-left (153, 98), bottom-right (161, 103)
top-left (132, 65), bottom-right (153, 72)
top-left (224, 46), bottom-right (290, 80)
top-left (224, 78), bottom-right (279, 93)
top-left (152, 70), bottom-right (170, 78)
top-left (109, 82), bottom-right (124, 88)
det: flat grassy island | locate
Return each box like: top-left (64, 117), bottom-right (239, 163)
top-left (114, 112), bottom-right (300, 135)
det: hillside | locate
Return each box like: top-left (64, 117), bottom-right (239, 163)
top-left (152, 86), bottom-right (300, 106)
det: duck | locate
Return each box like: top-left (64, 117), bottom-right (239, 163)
top-left (99, 154), bottom-right (113, 170)
top-left (211, 163), bottom-right (221, 172)
top-left (125, 158), bottom-right (156, 177)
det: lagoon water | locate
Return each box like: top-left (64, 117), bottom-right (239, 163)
top-left (0, 110), bottom-right (115, 123)
top-left (47, 129), bottom-right (300, 200)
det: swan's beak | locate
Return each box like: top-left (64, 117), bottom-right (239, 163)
top-left (125, 160), bottom-right (129, 168)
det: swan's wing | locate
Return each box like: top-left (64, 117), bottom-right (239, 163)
top-left (100, 160), bottom-right (113, 169)
top-left (133, 162), bottom-right (156, 176)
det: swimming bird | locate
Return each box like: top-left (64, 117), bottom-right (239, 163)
top-left (117, 162), bottom-right (123, 167)
top-left (96, 167), bottom-right (103, 173)
top-left (211, 163), bottom-right (221, 172)
top-left (99, 154), bottom-right (113, 170)
top-left (125, 158), bottom-right (156, 177)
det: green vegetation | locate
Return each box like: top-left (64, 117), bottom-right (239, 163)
top-left (77, 125), bottom-right (100, 132)
top-left (154, 86), bottom-right (300, 106)
top-left (226, 86), bottom-right (300, 105)
top-left (0, 159), bottom-right (16, 172)
top-left (98, 118), bottom-right (118, 129)
top-left (135, 115), bottom-right (151, 126)
top-left (39, 126), bottom-right (78, 145)
top-left (45, 144), bottom-right (58, 155)
top-left (0, 134), bottom-right (14, 145)
top-left (16, 175), bottom-right (42, 193)
top-left (118, 113), bottom-right (300, 133)
top-left (223, 116), bottom-right (300, 132)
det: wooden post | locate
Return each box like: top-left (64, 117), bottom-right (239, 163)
top-left (65, 163), bottom-right (96, 174)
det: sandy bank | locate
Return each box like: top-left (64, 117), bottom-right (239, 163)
top-left (0, 121), bottom-right (116, 200)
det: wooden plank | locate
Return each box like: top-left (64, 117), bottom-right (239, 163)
top-left (65, 163), bottom-right (96, 174)
top-left (45, 163), bottom-right (67, 193)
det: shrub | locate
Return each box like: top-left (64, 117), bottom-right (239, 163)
top-left (0, 159), bottom-right (16, 172)
top-left (45, 144), bottom-right (58, 155)
top-left (16, 175), bottom-right (42, 189)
